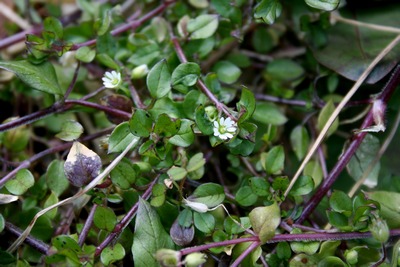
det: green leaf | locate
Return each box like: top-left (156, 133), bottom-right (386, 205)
top-left (195, 105), bottom-right (214, 135)
top-left (290, 126), bottom-right (310, 161)
top-left (53, 235), bottom-right (82, 253)
top-left (254, 0), bottom-right (282, 25)
top-left (154, 114), bottom-right (181, 137)
top-left (97, 10), bottom-right (112, 36)
top-left (171, 62), bottom-right (201, 92)
top-left (101, 243), bottom-right (125, 266)
top-left (186, 153), bottom-right (206, 173)
top-left (193, 212), bottom-right (215, 234)
top-left (237, 88), bottom-right (256, 123)
top-left (43, 191), bottom-right (58, 219)
top-left (263, 145), bottom-right (285, 175)
top-left (290, 239), bottom-right (320, 255)
top-left (318, 256), bottom-right (346, 267)
top-left (168, 119), bottom-right (195, 147)
top-left (75, 46), bottom-right (96, 63)
top-left (191, 183), bottom-right (225, 208)
top-left (330, 190), bottom-right (352, 215)
top-left (110, 158), bottom-right (137, 189)
top-left (55, 120), bottom-right (84, 141)
top-left (304, 160), bottom-right (323, 187)
top-left (305, 0), bottom-right (340, 11)
top-left (0, 214), bottom-right (5, 233)
top-left (0, 60), bottom-right (62, 95)
top-left (46, 160), bottom-right (69, 197)
top-left (129, 109), bottom-right (153, 137)
top-left (277, 242), bottom-right (292, 260)
top-left (150, 98), bottom-right (181, 119)
top-left (132, 198), bottom-right (174, 267)
top-left (167, 166), bottom-right (188, 181)
top-left (252, 102), bottom-right (287, 125)
top-left (93, 206), bottom-right (117, 232)
top-left (108, 122), bottom-right (140, 154)
top-left (368, 191), bottom-right (400, 228)
top-left (213, 61), bottom-right (241, 84)
top-left (96, 53), bottom-right (119, 69)
top-left (309, 4), bottom-right (400, 83)
top-left (290, 175), bottom-right (314, 197)
top-left (150, 184), bottom-right (167, 207)
top-left (249, 202), bottom-right (281, 243)
top-left (249, 177), bottom-right (270, 197)
top-left (43, 17), bottom-right (63, 39)
top-left (347, 134), bottom-right (380, 188)
top-left (187, 14), bottom-right (219, 39)
top-left (5, 169), bottom-right (35, 195)
top-left (147, 59), bottom-right (171, 98)
top-left (317, 100), bottom-right (339, 137)
top-left (128, 43), bottom-right (160, 66)
top-left (236, 186), bottom-right (258, 207)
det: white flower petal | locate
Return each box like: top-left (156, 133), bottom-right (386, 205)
top-left (219, 117), bottom-right (224, 124)
top-left (226, 127), bottom-right (236, 132)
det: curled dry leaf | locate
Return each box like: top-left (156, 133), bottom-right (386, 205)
top-left (64, 141), bottom-right (102, 187)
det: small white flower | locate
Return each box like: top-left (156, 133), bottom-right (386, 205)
top-left (102, 70), bottom-right (122, 88)
top-left (183, 198), bottom-right (209, 213)
top-left (213, 117), bottom-right (237, 140)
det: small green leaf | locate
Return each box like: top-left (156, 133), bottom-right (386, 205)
top-left (249, 177), bottom-right (270, 197)
top-left (96, 53), bottom-right (119, 69)
top-left (147, 59), bottom-right (171, 98)
top-left (195, 105), bottom-right (214, 135)
top-left (55, 120), bottom-right (84, 141)
top-left (151, 184), bottom-right (167, 207)
top-left (329, 190), bottom-right (352, 214)
top-left (97, 10), bottom-right (112, 36)
top-left (187, 14), bottom-right (219, 39)
top-left (43, 17), bottom-right (63, 39)
top-left (317, 100), bottom-right (339, 137)
top-left (290, 126), bottom-right (310, 161)
top-left (101, 243), bottom-right (125, 266)
top-left (249, 202), bottom-right (281, 243)
top-left (304, 160), bottom-right (323, 187)
top-left (5, 169), bottom-right (35, 195)
top-left (193, 212), bottom-right (215, 234)
top-left (132, 198), bottom-right (174, 267)
top-left (368, 191), bottom-right (400, 228)
top-left (168, 119), bottom-right (195, 147)
top-left (237, 88), bottom-right (256, 123)
top-left (110, 158), bottom-right (137, 189)
top-left (236, 186), bottom-right (258, 207)
top-left (253, 102), bottom-right (287, 125)
top-left (186, 153), bottom-right (206, 173)
top-left (305, 0), bottom-right (340, 11)
top-left (290, 175), bottom-right (314, 196)
top-left (264, 145), bottom-right (285, 175)
top-left (213, 61), bottom-right (241, 84)
top-left (154, 114), bottom-right (181, 137)
top-left (347, 134), bottom-right (380, 188)
top-left (167, 166), bottom-right (188, 181)
top-left (108, 122), bottom-right (140, 154)
top-left (53, 235), bottom-right (82, 253)
top-left (94, 206), bottom-right (117, 232)
top-left (46, 160), bottom-right (69, 197)
top-left (254, 0), bottom-right (282, 25)
top-left (64, 142), bottom-right (102, 187)
top-left (277, 242), bottom-right (292, 260)
top-left (171, 62), bottom-right (201, 92)
top-left (128, 43), bottom-right (160, 66)
top-left (43, 191), bottom-right (58, 219)
top-left (191, 183), bottom-right (225, 208)
top-left (290, 239), bottom-right (320, 255)
top-left (75, 46), bottom-right (96, 63)
top-left (0, 214), bottom-right (5, 233)
top-left (0, 60), bottom-right (62, 95)
top-left (318, 256), bottom-right (346, 267)
top-left (129, 109), bottom-right (153, 137)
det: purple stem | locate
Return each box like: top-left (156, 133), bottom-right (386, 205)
top-left (94, 176), bottom-right (159, 256)
top-left (230, 241), bottom-right (261, 267)
top-left (0, 127), bottom-right (112, 188)
top-left (296, 65), bottom-right (400, 224)
top-left (62, 61), bottom-right (81, 101)
top-left (5, 221), bottom-right (50, 255)
top-left (65, 99), bottom-right (131, 119)
top-left (78, 203), bottom-right (98, 246)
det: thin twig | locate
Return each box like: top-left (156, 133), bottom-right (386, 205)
top-left (296, 64), bottom-right (400, 224)
top-left (94, 176), bottom-right (158, 256)
top-left (284, 35), bottom-right (400, 199)
top-left (62, 61), bottom-right (81, 102)
top-left (231, 241), bottom-right (261, 267)
top-left (78, 203), bottom-right (98, 246)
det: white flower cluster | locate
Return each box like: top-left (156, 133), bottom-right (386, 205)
top-left (102, 71), bottom-right (122, 88)
top-left (213, 117), bottom-right (237, 140)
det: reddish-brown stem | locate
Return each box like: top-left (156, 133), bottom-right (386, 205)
top-left (94, 175), bottom-right (159, 256)
top-left (78, 204), bottom-right (98, 246)
top-left (231, 241), bottom-right (261, 267)
top-left (296, 64), bottom-right (400, 224)
top-left (65, 100), bottom-right (131, 119)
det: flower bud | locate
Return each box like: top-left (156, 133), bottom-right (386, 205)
top-left (344, 249), bottom-right (358, 265)
top-left (183, 198), bottom-right (209, 213)
top-left (185, 252), bottom-right (207, 267)
top-left (204, 106), bottom-right (218, 122)
top-left (155, 249), bottom-right (179, 267)
top-left (370, 218), bottom-right (389, 243)
top-left (131, 64), bottom-right (149, 79)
